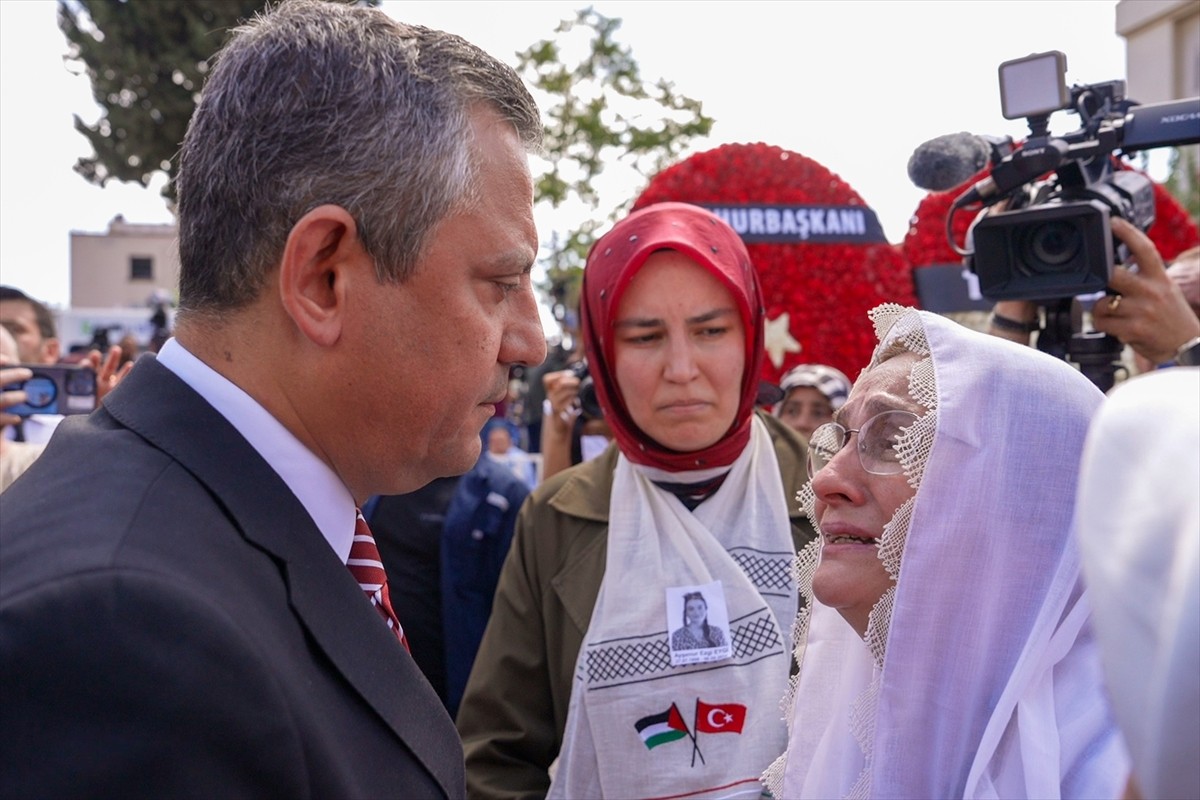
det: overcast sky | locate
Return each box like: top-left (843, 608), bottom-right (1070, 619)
top-left (0, 0), bottom-right (1140, 315)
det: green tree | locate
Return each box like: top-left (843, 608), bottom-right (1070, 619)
top-left (59, 0), bottom-right (378, 206)
top-left (60, 2), bottom-right (713, 322)
top-left (1162, 147), bottom-right (1200, 222)
top-left (518, 8), bottom-right (714, 324)
top-left (60, 0), bottom-right (260, 203)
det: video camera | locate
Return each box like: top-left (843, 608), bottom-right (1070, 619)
top-left (951, 51), bottom-right (1199, 302)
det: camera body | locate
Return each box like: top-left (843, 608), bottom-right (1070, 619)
top-left (964, 51), bottom-right (1199, 301)
top-left (3, 364), bottom-right (97, 417)
top-left (567, 360), bottom-right (603, 419)
top-left (970, 170), bottom-right (1155, 301)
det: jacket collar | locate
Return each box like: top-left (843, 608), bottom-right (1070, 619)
top-left (103, 356), bottom-right (463, 796)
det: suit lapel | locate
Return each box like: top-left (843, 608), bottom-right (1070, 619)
top-left (103, 358), bottom-right (463, 795)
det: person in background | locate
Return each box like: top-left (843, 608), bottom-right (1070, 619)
top-left (538, 363), bottom-right (614, 481)
top-left (484, 418), bottom-right (537, 488)
top-left (772, 363), bottom-right (851, 440)
top-left (0, 1), bottom-right (544, 796)
top-left (0, 285), bottom-right (60, 366)
top-left (440, 450), bottom-right (530, 718)
top-left (0, 326), bottom-right (44, 492)
top-left (458, 202), bottom-right (814, 800)
top-left (1, 286), bottom-right (65, 445)
top-left (766, 305), bottom-right (1126, 799)
top-left (1165, 245), bottom-right (1200, 314)
top-left (989, 219), bottom-right (1200, 370)
top-left (116, 333), bottom-right (140, 369)
top-left (1127, 244), bottom-right (1199, 374)
top-left (0, 286), bottom-right (130, 445)
top-left (1075, 367), bottom-right (1199, 800)
top-left (368, 444), bottom-right (531, 721)
top-left (367, 477), bottom-right (463, 705)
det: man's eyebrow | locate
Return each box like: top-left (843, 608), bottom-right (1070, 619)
top-left (482, 247), bottom-right (536, 274)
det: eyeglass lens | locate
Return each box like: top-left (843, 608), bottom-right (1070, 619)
top-left (806, 410), bottom-right (918, 479)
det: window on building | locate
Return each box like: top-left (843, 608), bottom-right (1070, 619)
top-left (130, 256), bottom-right (153, 281)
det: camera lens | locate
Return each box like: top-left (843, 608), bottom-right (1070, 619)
top-left (1020, 220), bottom-right (1082, 274)
top-left (22, 376), bottom-right (57, 409)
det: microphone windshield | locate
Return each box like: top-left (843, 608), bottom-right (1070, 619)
top-left (907, 132), bottom-right (992, 192)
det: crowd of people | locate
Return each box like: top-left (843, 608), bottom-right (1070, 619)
top-left (1, 2), bottom-right (1196, 798)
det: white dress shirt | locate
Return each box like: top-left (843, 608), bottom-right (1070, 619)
top-left (156, 338), bottom-right (357, 563)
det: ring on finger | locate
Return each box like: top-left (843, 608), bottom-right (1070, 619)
top-left (1107, 294), bottom-right (1122, 312)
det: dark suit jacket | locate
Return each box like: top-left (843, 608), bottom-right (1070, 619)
top-left (0, 356), bottom-right (464, 799)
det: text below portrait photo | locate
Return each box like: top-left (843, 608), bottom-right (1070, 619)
top-left (667, 581), bottom-right (732, 666)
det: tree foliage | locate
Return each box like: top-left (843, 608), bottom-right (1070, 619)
top-left (58, 0), bottom-right (378, 205)
top-left (517, 8), bottom-right (714, 319)
top-left (1162, 147), bottom-right (1200, 223)
top-left (59, 0), bottom-right (260, 203)
top-left (60, 2), bottom-right (712, 323)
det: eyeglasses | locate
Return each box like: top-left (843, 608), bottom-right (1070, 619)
top-left (807, 410), bottom-right (920, 479)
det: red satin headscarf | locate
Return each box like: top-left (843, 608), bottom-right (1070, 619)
top-left (580, 202), bottom-right (766, 470)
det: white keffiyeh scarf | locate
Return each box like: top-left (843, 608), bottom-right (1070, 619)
top-left (549, 416), bottom-right (797, 800)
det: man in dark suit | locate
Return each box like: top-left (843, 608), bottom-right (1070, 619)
top-left (0, 1), bottom-right (545, 796)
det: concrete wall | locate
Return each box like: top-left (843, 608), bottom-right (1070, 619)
top-left (1117, 0), bottom-right (1200, 103)
top-left (69, 215), bottom-right (180, 309)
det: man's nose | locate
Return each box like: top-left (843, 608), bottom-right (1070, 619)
top-left (505, 284), bottom-right (548, 367)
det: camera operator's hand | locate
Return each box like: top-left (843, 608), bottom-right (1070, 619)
top-left (988, 300), bottom-right (1039, 344)
top-left (543, 369), bottom-right (582, 431)
top-left (85, 345), bottom-right (134, 401)
top-left (1092, 218), bottom-right (1200, 367)
top-left (0, 364), bottom-right (33, 439)
top-left (540, 368), bottom-right (583, 481)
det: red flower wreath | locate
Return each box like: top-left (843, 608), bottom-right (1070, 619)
top-left (903, 158), bottom-right (1199, 271)
top-left (633, 142), bottom-right (917, 383)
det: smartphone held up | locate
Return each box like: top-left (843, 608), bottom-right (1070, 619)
top-left (2, 364), bottom-right (97, 417)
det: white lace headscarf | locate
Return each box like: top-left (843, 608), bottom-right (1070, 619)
top-left (1076, 367), bottom-right (1200, 800)
top-left (764, 305), bottom-right (1129, 799)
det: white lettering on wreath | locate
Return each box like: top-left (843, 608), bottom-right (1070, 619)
top-left (749, 208), bottom-right (765, 234)
top-left (704, 206), bottom-right (870, 241)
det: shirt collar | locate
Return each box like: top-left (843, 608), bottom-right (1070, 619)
top-left (155, 338), bottom-right (357, 562)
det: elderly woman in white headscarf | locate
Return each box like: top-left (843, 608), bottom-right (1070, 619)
top-left (764, 304), bottom-right (1129, 799)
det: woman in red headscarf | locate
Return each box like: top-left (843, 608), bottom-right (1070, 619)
top-left (457, 203), bottom-right (815, 800)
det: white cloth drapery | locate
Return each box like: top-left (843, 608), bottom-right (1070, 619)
top-left (1076, 367), bottom-right (1200, 800)
top-left (550, 416), bottom-right (797, 800)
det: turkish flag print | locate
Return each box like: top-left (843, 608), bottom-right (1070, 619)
top-left (695, 701), bottom-right (746, 734)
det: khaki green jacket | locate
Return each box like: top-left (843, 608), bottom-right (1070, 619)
top-left (457, 412), bottom-right (815, 800)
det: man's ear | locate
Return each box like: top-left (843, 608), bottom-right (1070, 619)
top-left (278, 204), bottom-right (366, 348)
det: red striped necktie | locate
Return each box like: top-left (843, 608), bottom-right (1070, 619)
top-left (349, 509), bottom-right (410, 652)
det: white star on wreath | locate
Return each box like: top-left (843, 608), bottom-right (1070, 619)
top-left (764, 312), bottom-right (802, 369)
